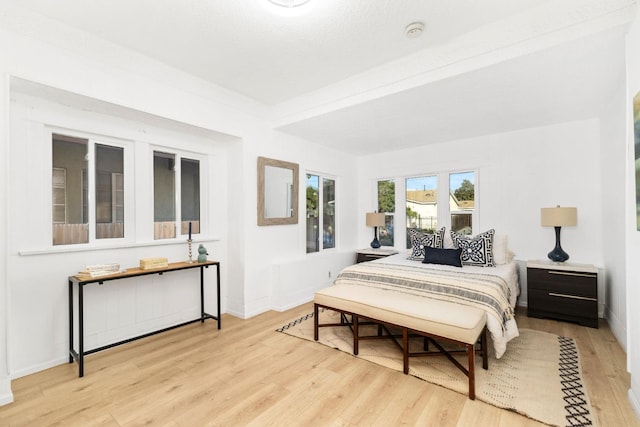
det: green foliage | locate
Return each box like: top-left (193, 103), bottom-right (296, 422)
top-left (306, 185), bottom-right (318, 214)
top-left (454, 179), bottom-right (474, 201)
top-left (377, 180), bottom-right (395, 213)
top-left (406, 206), bottom-right (418, 219)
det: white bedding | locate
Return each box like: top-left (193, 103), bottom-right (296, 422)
top-left (367, 252), bottom-right (520, 358)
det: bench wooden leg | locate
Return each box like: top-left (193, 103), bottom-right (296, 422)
top-left (313, 303), bottom-right (319, 341)
top-left (403, 328), bottom-right (409, 374)
top-left (467, 343), bottom-right (476, 400)
top-left (353, 315), bottom-right (359, 355)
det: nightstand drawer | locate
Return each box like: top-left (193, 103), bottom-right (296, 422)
top-left (356, 249), bottom-right (399, 263)
top-left (528, 289), bottom-right (597, 317)
top-left (357, 253), bottom-right (386, 263)
top-left (527, 268), bottom-right (597, 299)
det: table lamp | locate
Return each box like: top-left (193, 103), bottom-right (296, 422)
top-left (366, 212), bottom-right (386, 249)
top-left (541, 206), bottom-right (577, 262)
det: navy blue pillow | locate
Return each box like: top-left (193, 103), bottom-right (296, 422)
top-left (422, 247), bottom-right (463, 267)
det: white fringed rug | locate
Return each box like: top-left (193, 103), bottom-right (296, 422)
top-left (278, 309), bottom-right (597, 427)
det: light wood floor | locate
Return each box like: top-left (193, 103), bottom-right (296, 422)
top-left (0, 303), bottom-right (638, 427)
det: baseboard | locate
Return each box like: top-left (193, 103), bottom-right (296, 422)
top-left (628, 388), bottom-right (640, 419)
top-left (0, 377), bottom-right (13, 407)
top-left (10, 356), bottom-right (69, 380)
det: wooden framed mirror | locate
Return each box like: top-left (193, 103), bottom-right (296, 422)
top-left (257, 156), bottom-right (299, 226)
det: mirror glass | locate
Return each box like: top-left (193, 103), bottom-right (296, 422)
top-left (258, 156), bottom-right (299, 225)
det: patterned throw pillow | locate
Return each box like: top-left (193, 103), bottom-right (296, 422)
top-left (408, 227), bottom-right (445, 260)
top-left (450, 229), bottom-right (496, 267)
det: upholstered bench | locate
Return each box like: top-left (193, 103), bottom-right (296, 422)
top-left (314, 284), bottom-right (488, 399)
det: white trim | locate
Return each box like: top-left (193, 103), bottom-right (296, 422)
top-left (18, 236), bottom-right (222, 256)
top-left (629, 388), bottom-right (640, 419)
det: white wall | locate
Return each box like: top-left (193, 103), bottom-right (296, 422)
top-left (239, 130), bottom-right (359, 318)
top-left (357, 119), bottom-right (605, 309)
top-left (625, 4), bottom-right (640, 416)
top-left (599, 43), bottom-right (629, 349)
top-left (0, 73), bottom-right (12, 405)
top-left (0, 9), bottom-right (361, 394)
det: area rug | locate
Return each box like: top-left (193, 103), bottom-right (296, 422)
top-left (277, 309), bottom-right (597, 427)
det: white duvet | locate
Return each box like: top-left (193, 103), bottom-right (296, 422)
top-left (369, 252), bottom-right (520, 359)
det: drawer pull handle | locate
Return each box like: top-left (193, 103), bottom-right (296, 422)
top-left (548, 292), bottom-right (597, 302)
top-left (548, 271), bottom-right (596, 278)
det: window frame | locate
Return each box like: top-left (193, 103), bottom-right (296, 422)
top-left (49, 128), bottom-right (134, 247)
top-left (375, 178), bottom-right (396, 247)
top-left (152, 146), bottom-right (206, 241)
top-left (305, 171), bottom-right (337, 254)
top-left (374, 169), bottom-right (478, 249)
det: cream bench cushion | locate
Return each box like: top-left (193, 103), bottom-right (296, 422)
top-left (314, 283), bottom-right (487, 344)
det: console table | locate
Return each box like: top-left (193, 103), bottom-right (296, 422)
top-left (68, 260), bottom-right (220, 377)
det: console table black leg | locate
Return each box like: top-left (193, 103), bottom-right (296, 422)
top-left (68, 280), bottom-right (73, 363)
top-left (79, 284), bottom-right (84, 378)
top-left (216, 264), bottom-right (221, 329)
top-left (200, 266), bottom-right (205, 322)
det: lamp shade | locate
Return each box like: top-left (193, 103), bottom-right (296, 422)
top-left (541, 206), bottom-right (577, 227)
top-left (366, 212), bottom-right (385, 227)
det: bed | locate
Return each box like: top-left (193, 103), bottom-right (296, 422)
top-left (332, 229), bottom-right (520, 359)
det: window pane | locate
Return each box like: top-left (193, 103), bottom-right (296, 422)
top-left (406, 175), bottom-right (437, 249)
top-left (154, 151), bottom-right (176, 240)
top-left (52, 169), bottom-right (66, 223)
top-left (306, 174), bottom-right (319, 253)
top-left (181, 158), bottom-right (200, 236)
top-left (322, 178), bottom-right (335, 249)
top-left (450, 171), bottom-right (475, 235)
top-left (377, 180), bottom-right (395, 246)
top-left (377, 180), bottom-right (395, 213)
top-left (95, 144), bottom-right (124, 239)
top-left (52, 134), bottom-right (88, 245)
top-left (380, 215), bottom-right (394, 247)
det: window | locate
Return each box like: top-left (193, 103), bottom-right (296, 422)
top-left (377, 179), bottom-right (395, 246)
top-left (153, 151), bottom-right (201, 240)
top-left (404, 170), bottom-right (477, 246)
top-left (52, 168), bottom-right (67, 224)
top-left (95, 144), bottom-right (124, 239)
top-left (52, 133), bottom-right (127, 245)
top-left (306, 173), bottom-right (336, 253)
top-left (449, 171), bottom-right (475, 235)
top-left (405, 175), bottom-right (438, 249)
top-left (181, 158), bottom-right (201, 236)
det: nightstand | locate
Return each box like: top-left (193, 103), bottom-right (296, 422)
top-left (356, 248), bottom-right (399, 263)
top-left (527, 260), bottom-right (598, 328)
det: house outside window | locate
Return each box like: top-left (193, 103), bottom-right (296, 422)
top-left (153, 151), bottom-right (201, 240)
top-left (402, 170), bottom-right (477, 248)
top-left (405, 175), bottom-right (438, 249)
top-left (52, 133), bottom-right (127, 246)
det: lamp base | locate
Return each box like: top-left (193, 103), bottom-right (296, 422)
top-left (547, 248), bottom-right (569, 262)
top-left (547, 226), bottom-right (569, 262)
top-left (370, 227), bottom-right (381, 248)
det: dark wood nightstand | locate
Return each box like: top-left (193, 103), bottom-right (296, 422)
top-left (356, 248), bottom-right (399, 263)
top-left (526, 260), bottom-right (598, 328)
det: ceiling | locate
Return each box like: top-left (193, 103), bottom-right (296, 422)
top-left (7, 0), bottom-right (634, 154)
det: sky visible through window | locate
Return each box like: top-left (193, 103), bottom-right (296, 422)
top-left (306, 175), bottom-right (318, 189)
top-left (406, 175), bottom-right (436, 191)
top-left (406, 172), bottom-right (473, 191)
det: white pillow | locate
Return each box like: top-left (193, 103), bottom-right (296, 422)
top-left (493, 234), bottom-right (512, 265)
